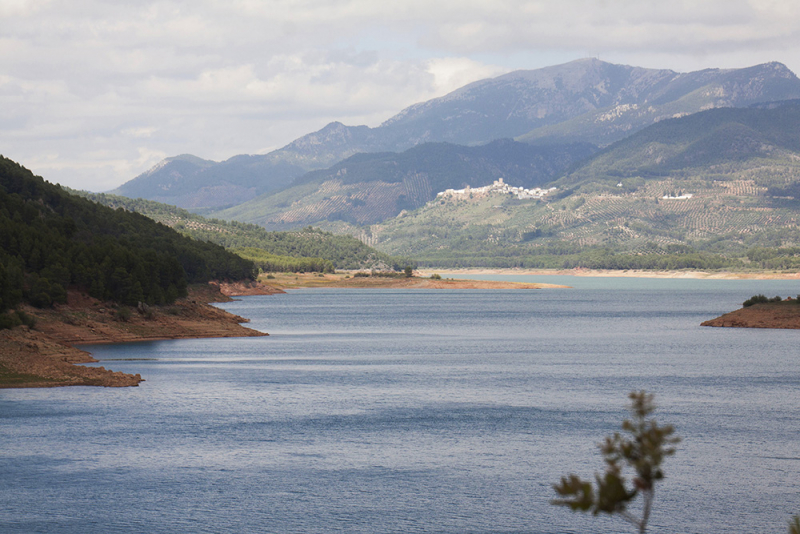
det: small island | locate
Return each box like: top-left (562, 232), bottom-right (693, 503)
top-left (702, 295), bottom-right (800, 329)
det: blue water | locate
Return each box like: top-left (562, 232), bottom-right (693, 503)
top-left (1, 278), bottom-right (799, 533)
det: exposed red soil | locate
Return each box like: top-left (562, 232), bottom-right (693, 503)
top-left (0, 283), bottom-right (269, 388)
top-left (217, 280), bottom-right (286, 296)
top-left (701, 301), bottom-right (800, 329)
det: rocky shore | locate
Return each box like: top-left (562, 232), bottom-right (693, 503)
top-left (0, 282), bottom-right (271, 389)
top-left (701, 301), bottom-right (800, 329)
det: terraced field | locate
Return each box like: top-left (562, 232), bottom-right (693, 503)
top-left (371, 177), bottom-right (800, 260)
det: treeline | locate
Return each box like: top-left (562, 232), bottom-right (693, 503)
top-left (746, 246), bottom-right (800, 270)
top-left (76, 192), bottom-right (414, 271)
top-left (416, 246), bottom-right (743, 270)
top-left (234, 247), bottom-right (334, 273)
top-left (0, 157), bottom-right (255, 317)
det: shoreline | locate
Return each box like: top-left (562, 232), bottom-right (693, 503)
top-left (0, 281), bottom-right (277, 389)
top-left (5, 271), bottom-right (796, 389)
top-left (257, 272), bottom-right (570, 290)
top-left (424, 268), bottom-right (800, 280)
top-left (702, 301), bottom-right (800, 329)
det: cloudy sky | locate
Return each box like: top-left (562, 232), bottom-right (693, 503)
top-left (2, 0), bottom-right (799, 191)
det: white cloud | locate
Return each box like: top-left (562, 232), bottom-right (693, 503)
top-left (1, 0), bottom-right (799, 191)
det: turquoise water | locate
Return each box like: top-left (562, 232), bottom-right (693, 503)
top-left (441, 271), bottom-right (800, 292)
top-left (1, 281), bottom-right (799, 533)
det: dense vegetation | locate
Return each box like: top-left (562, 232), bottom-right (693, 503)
top-left (234, 247), bottom-right (334, 274)
top-left (413, 245), bottom-right (743, 271)
top-left (75, 192), bottom-right (413, 270)
top-left (0, 157), bottom-right (255, 321)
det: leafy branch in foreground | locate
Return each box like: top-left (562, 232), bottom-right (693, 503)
top-left (552, 391), bottom-right (680, 533)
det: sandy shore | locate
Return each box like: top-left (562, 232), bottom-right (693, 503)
top-left (0, 282), bottom-right (272, 389)
top-left (428, 268), bottom-right (800, 280)
top-left (259, 272), bottom-right (569, 289)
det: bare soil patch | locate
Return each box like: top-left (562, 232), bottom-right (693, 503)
top-left (702, 301), bottom-right (800, 329)
top-left (0, 283), bottom-right (268, 388)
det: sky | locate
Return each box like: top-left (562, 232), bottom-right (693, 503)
top-left (2, 0), bottom-right (799, 192)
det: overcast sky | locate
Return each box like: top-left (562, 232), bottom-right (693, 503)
top-left (2, 0), bottom-right (799, 191)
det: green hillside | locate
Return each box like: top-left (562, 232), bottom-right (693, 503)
top-left (76, 192), bottom-right (413, 271)
top-left (213, 140), bottom-right (596, 229)
top-left (0, 157), bottom-right (255, 325)
top-left (368, 104), bottom-right (800, 269)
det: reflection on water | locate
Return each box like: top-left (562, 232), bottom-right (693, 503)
top-left (1, 282), bottom-right (798, 533)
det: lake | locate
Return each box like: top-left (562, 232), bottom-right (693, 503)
top-left (1, 277), bottom-right (798, 533)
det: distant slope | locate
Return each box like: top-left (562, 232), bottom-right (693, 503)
top-left (76, 192), bottom-right (412, 271)
top-left (0, 157), bottom-right (254, 317)
top-left (557, 101), bottom-right (800, 190)
top-left (112, 59), bottom-right (800, 210)
top-left (367, 103), bottom-right (800, 268)
top-left (214, 139), bottom-right (596, 229)
top-left (517, 61), bottom-right (800, 146)
top-left (276, 60), bottom-right (800, 167)
top-left (111, 153), bottom-right (307, 210)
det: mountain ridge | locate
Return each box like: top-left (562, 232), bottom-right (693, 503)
top-left (113, 59), bottom-right (800, 210)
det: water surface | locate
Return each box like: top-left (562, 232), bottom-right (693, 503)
top-left (1, 280), bottom-right (798, 533)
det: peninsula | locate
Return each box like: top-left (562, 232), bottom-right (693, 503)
top-left (701, 298), bottom-right (800, 329)
top-left (0, 282), bottom-right (275, 389)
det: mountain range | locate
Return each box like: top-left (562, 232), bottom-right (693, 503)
top-left (112, 59), bottom-right (800, 211)
top-left (214, 140), bottom-right (596, 228)
top-left (368, 101), bottom-right (800, 266)
top-left (103, 58), bottom-right (800, 269)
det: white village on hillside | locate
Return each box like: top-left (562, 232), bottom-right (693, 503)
top-left (436, 178), bottom-right (557, 201)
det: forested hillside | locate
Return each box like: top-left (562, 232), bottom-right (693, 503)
top-left (0, 157), bottom-right (255, 322)
top-left (75, 192), bottom-right (413, 271)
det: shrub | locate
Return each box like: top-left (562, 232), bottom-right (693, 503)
top-left (16, 310), bottom-right (36, 329)
top-left (115, 306), bottom-right (132, 322)
top-left (553, 391), bottom-right (680, 533)
top-left (0, 310), bottom-right (38, 330)
top-left (0, 312), bottom-right (21, 330)
top-left (430, 273), bottom-right (442, 280)
top-left (743, 294), bottom-right (769, 307)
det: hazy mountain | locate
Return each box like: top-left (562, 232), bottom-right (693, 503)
top-left (557, 100), bottom-right (800, 189)
top-left (214, 140), bottom-right (597, 228)
top-left (275, 59), bottom-right (800, 166)
top-left (113, 59), bottom-right (800, 210)
top-left (111, 153), bottom-right (307, 210)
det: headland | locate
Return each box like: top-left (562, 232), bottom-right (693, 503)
top-left (0, 281), bottom-right (277, 389)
